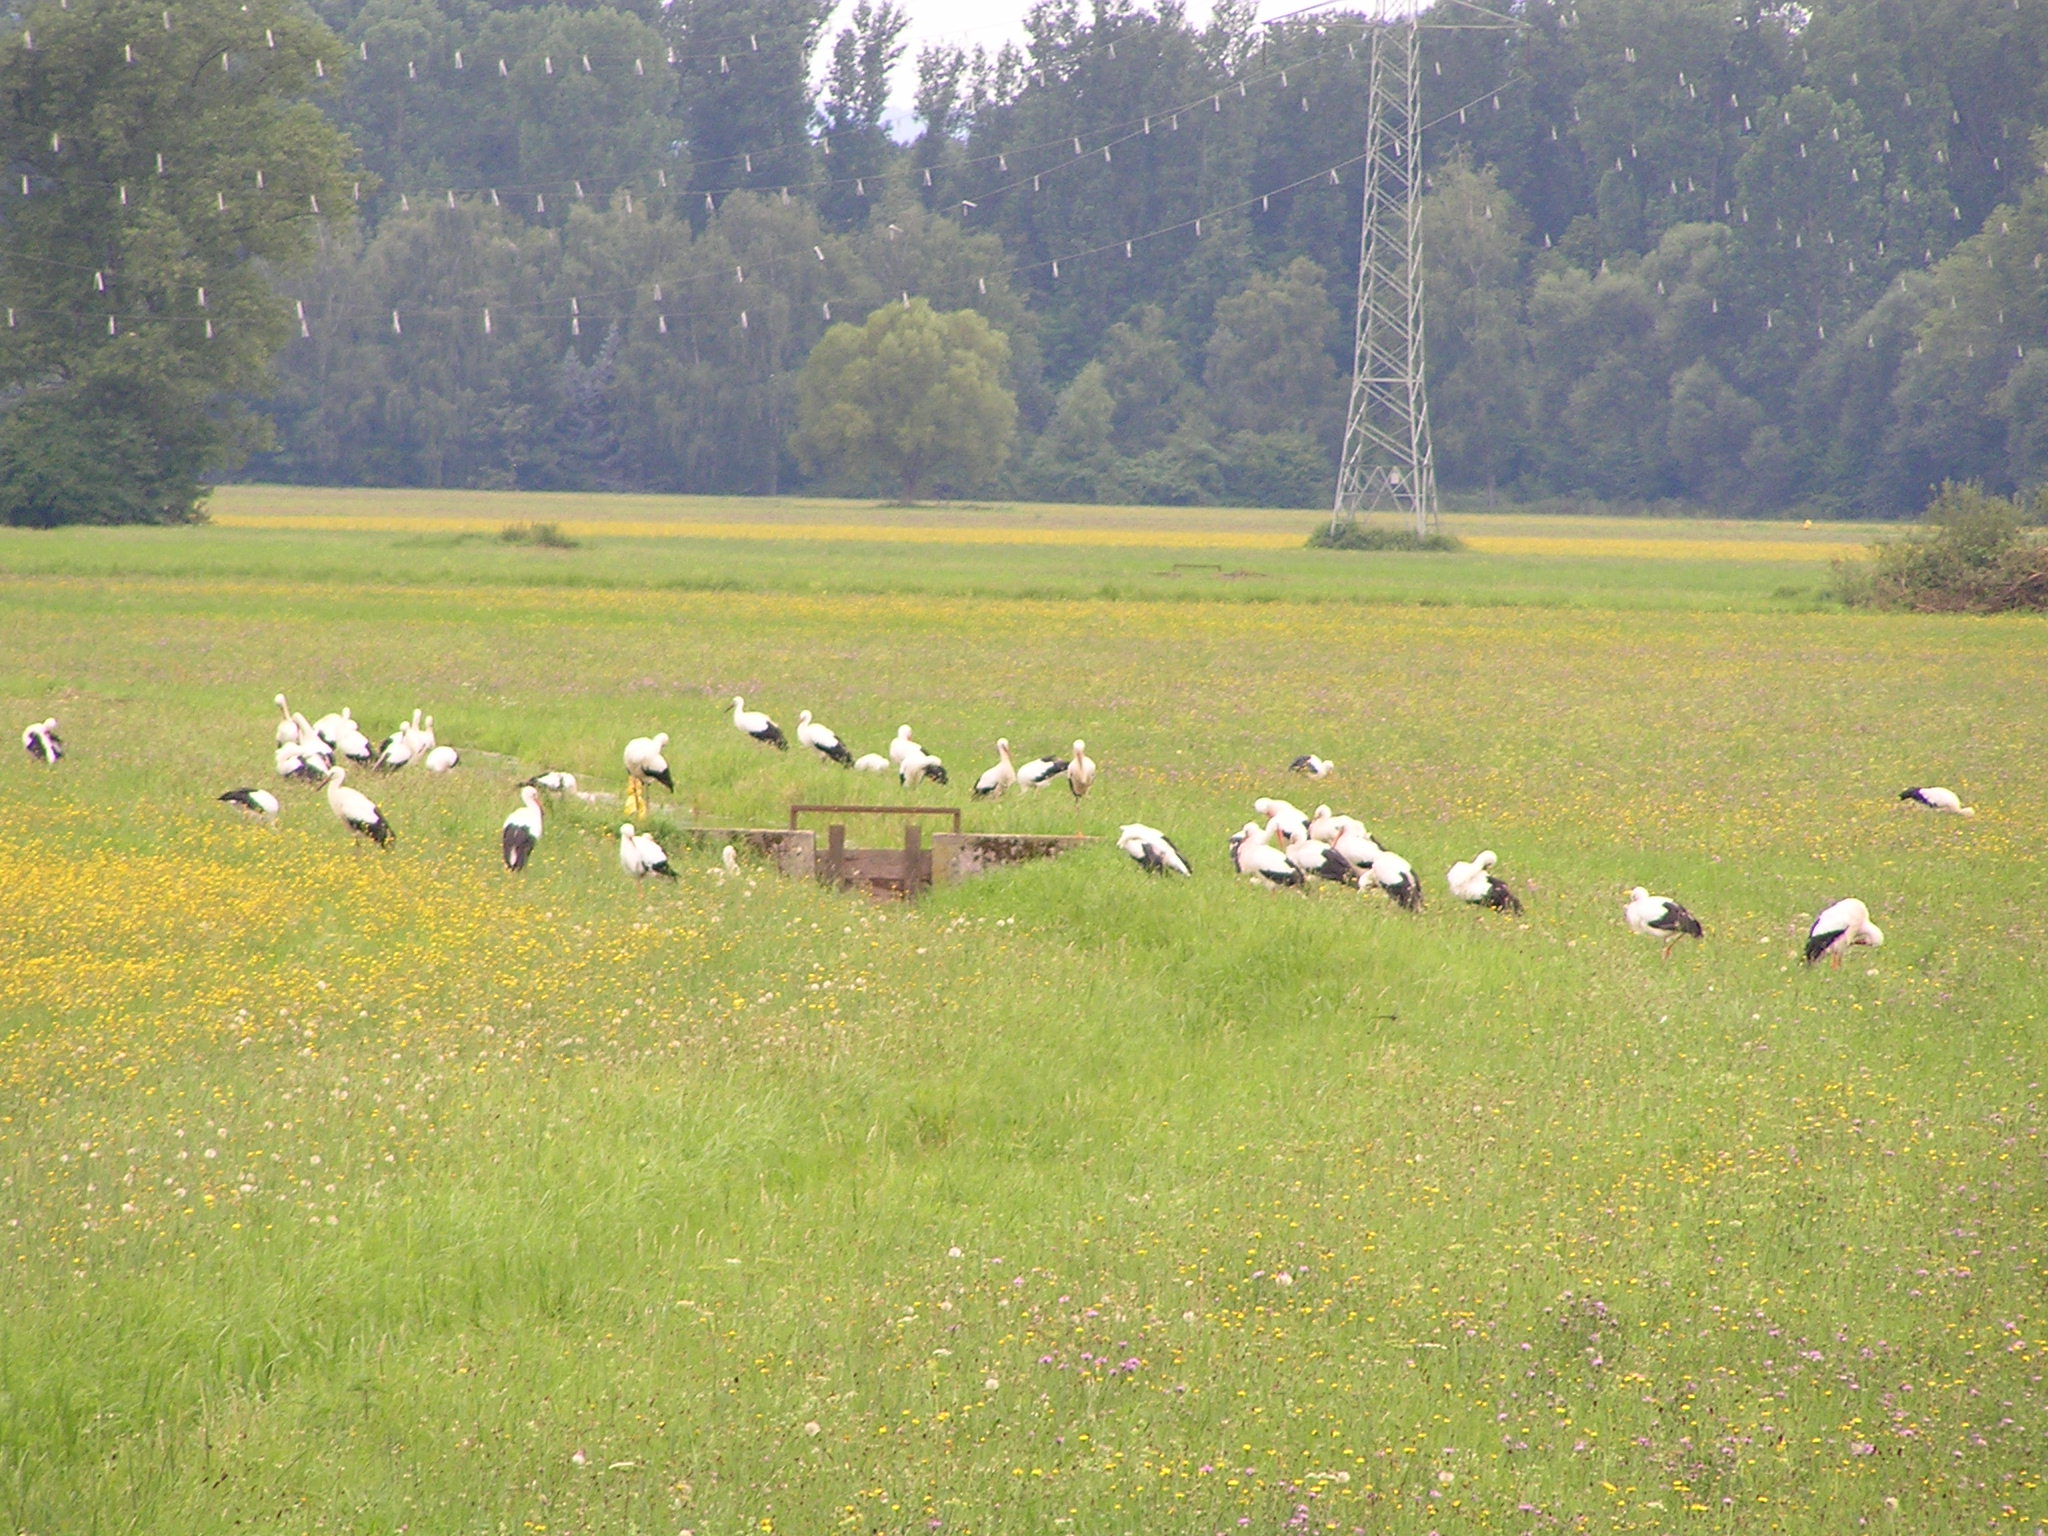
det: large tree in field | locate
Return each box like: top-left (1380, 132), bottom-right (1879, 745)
top-left (792, 298), bottom-right (1015, 501)
top-left (0, 0), bottom-right (355, 524)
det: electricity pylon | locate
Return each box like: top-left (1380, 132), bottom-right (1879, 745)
top-left (1332, 3), bottom-right (1437, 539)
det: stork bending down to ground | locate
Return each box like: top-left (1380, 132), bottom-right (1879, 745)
top-left (899, 746), bottom-right (949, 788)
top-left (731, 698), bottom-right (787, 750)
top-left (1624, 886), bottom-right (1703, 957)
top-left (1899, 786), bottom-right (1974, 817)
top-left (21, 718), bottom-right (62, 764)
top-left (501, 786), bottom-right (544, 871)
top-left (1231, 822), bottom-right (1303, 888)
top-left (323, 767), bottom-right (393, 847)
top-left (1285, 835), bottom-right (1356, 885)
top-left (796, 710), bottom-right (854, 767)
top-left (525, 770), bottom-right (578, 794)
top-left (1447, 850), bottom-right (1523, 915)
top-left (618, 822), bottom-right (675, 879)
top-left (1805, 898), bottom-right (1883, 967)
top-left (1290, 754), bottom-right (1333, 779)
top-left (1118, 823), bottom-right (1191, 876)
top-left (218, 787), bottom-right (280, 821)
top-left (1360, 849), bottom-right (1423, 910)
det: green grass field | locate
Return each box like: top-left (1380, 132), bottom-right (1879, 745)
top-left (2, 489), bottom-right (2043, 1535)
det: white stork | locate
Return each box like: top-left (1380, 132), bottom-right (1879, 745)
top-left (624, 733), bottom-right (674, 790)
top-left (852, 753), bottom-right (891, 773)
top-left (331, 711), bottom-right (375, 763)
top-left (323, 767), bottom-right (393, 847)
top-left (1016, 750), bottom-right (1070, 791)
top-left (218, 787), bottom-right (279, 820)
top-left (524, 770), bottom-right (579, 794)
top-left (796, 710), bottom-right (855, 767)
top-left (1447, 850), bottom-right (1523, 915)
top-left (1805, 898), bottom-right (1883, 967)
top-left (618, 822), bottom-right (675, 879)
top-left (1360, 849), bottom-right (1423, 910)
top-left (501, 786), bottom-right (544, 871)
top-left (375, 719), bottom-right (419, 772)
top-left (310, 706), bottom-right (351, 746)
top-left (1624, 886), bottom-right (1704, 958)
top-left (887, 725), bottom-right (919, 769)
top-left (973, 739), bottom-right (1017, 798)
top-left (1290, 754), bottom-right (1334, 779)
top-left (1900, 786), bottom-right (1974, 817)
top-left (899, 746), bottom-right (949, 787)
top-left (1253, 797), bottom-right (1310, 846)
top-left (424, 745), bottom-right (460, 772)
top-left (730, 697), bottom-right (787, 750)
top-left (1332, 825), bottom-right (1381, 872)
top-left (1118, 823), bottom-right (1191, 876)
top-left (21, 717), bottom-right (62, 764)
top-left (273, 694), bottom-right (300, 747)
top-left (276, 741), bottom-right (330, 783)
top-left (1067, 740), bottom-right (1096, 799)
top-left (1231, 822), bottom-right (1303, 888)
top-left (1285, 835), bottom-right (1356, 885)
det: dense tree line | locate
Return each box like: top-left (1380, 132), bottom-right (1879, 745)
top-left (8, 0), bottom-right (2046, 517)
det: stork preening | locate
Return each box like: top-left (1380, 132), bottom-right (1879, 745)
top-left (1624, 886), bottom-right (1704, 958)
top-left (21, 718), bottom-right (62, 764)
top-left (718, 844), bottom-right (741, 878)
top-left (1447, 850), bottom-right (1523, 916)
top-left (276, 741), bottom-right (330, 783)
top-left (899, 746), bottom-right (949, 788)
top-left (1805, 898), bottom-right (1884, 967)
top-left (1231, 822), bottom-right (1303, 888)
top-left (424, 745), bottom-right (460, 772)
top-left (376, 715), bottom-right (421, 772)
top-left (1067, 740), bottom-right (1096, 799)
top-left (1290, 754), bottom-right (1333, 779)
top-left (887, 725), bottom-right (919, 769)
top-left (1017, 751), bottom-right (1069, 791)
top-left (330, 712), bottom-right (375, 763)
top-left (273, 694), bottom-right (301, 748)
top-left (1360, 849), bottom-right (1423, 911)
top-left (796, 710), bottom-right (855, 767)
top-left (323, 767), bottom-right (393, 847)
top-left (501, 786), bottom-right (544, 871)
top-left (852, 753), bottom-right (891, 773)
top-left (617, 822), bottom-right (675, 879)
top-left (1253, 797), bottom-right (1309, 846)
top-left (218, 787), bottom-right (280, 821)
top-left (1900, 786), bottom-right (1974, 817)
top-left (1118, 823), bottom-right (1191, 876)
top-left (524, 770), bottom-right (579, 794)
top-left (1285, 836), bottom-right (1356, 885)
top-left (310, 707), bottom-right (351, 747)
top-left (730, 697), bottom-right (787, 750)
top-left (1330, 824), bottom-right (1381, 872)
top-left (973, 739), bottom-right (1017, 798)
top-left (623, 732), bottom-right (672, 820)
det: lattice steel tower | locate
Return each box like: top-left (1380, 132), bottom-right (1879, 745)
top-left (1332, 4), bottom-right (1437, 539)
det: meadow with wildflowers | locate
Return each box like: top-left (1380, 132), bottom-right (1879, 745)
top-left (1, 493), bottom-right (2043, 1535)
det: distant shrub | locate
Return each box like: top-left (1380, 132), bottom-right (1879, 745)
top-left (1835, 481), bottom-right (2048, 612)
top-left (1307, 521), bottom-right (1465, 552)
top-left (499, 521), bottom-right (579, 549)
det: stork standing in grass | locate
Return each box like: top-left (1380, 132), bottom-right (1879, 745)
top-left (323, 767), bottom-right (393, 847)
top-left (618, 822), bottom-right (675, 879)
top-left (1900, 786), bottom-right (1974, 817)
top-left (1231, 822), bottom-right (1303, 889)
top-left (730, 697), bottom-right (786, 750)
top-left (973, 739), bottom-right (1017, 798)
top-left (1067, 741), bottom-right (1095, 799)
top-left (273, 694), bottom-right (301, 747)
top-left (1447, 850), bottom-right (1523, 915)
top-left (277, 740), bottom-right (330, 783)
top-left (623, 733), bottom-right (673, 820)
top-left (1118, 823), bottom-right (1191, 876)
top-left (501, 786), bottom-right (544, 872)
top-left (1805, 898), bottom-right (1883, 967)
top-left (796, 710), bottom-right (855, 767)
top-left (887, 725), bottom-right (920, 770)
top-left (331, 711), bottom-right (375, 764)
top-left (1016, 750), bottom-right (1069, 792)
top-left (218, 787), bottom-right (279, 822)
top-left (21, 718), bottom-right (62, 764)
top-left (1360, 849), bottom-right (1423, 910)
top-left (1624, 886), bottom-right (1703, 958)
top-left (900, 746), bottom-right (949, 788)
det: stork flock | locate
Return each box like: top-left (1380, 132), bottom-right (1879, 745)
top-left (22, 701), bottom-right (1965, 966)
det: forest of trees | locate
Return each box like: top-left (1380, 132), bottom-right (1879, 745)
top-left (15, 0), bottom-right (2048, 515)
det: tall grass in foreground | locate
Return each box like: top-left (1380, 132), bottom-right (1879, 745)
top-left (0, 536), bottom-right (2042, 1534)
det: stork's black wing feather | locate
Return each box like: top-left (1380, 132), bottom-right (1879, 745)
top-left (1650, 900), bottom-right (1703, 938)
top-left (1482, 877), bottom-right (1524, 916)
top-left (1803, 925), bottom-right (1844, 964)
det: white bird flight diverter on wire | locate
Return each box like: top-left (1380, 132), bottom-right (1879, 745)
top-left (1805, 897), bottom-right (1883, 967)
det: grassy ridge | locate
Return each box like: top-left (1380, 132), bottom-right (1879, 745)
top-left (1, 499), bottom-right (2043, 1533)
